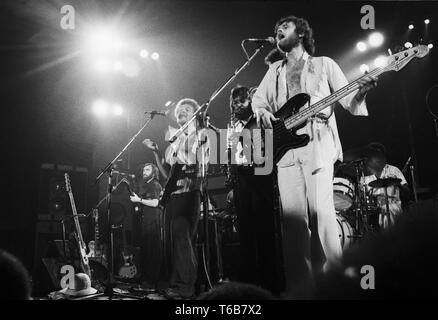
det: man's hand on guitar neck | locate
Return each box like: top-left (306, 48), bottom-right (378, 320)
top-left (356, 74), bottom-right (378, 102)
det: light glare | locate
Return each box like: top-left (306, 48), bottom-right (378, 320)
top-left (113, 104), bottom-right (124, 116)
top-left (359, 64), bottom-right (370, 74)
top-left (368, 32), bottom-right (384, 47)
top-left (94, 58), bottom-right (110, 72)
top-left (92, 100), bottom-right (109, 117)
top-left (356, 42), bottom-right (367, 52)
top-left (140, 49), bottom-right (149, 58)
top-left (374, 56), bottom-right (387, 68)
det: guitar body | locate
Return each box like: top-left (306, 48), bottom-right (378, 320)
top-left (244, 93), bottom-right (311, 164)
top-left (73, 231), bottom-right (91, 277)
top-left (159, 163), bottom-right (183, 208)
top-left (118, 253), bottom-right (138, 279)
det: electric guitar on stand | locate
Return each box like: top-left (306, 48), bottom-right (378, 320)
top-left (117, 226), bottom-right (138, 280)
top-left (87, 208), bottom-right (107, 266)
top-left (64, 173), bottom-right (91, 278)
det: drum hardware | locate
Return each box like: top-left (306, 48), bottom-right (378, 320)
top-left (336, 214), bottom-right (354, 250)
top-left (335, 148), bottom-right (386, 242)
top-left (333, 177), bottom-right (355, 211)
top-left (368, 178), bottom-right (402, 229)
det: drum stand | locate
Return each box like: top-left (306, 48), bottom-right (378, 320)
top-left (351, 160), bottom-right (372, 241)
top-left (382, 186), bottom-right (392, 229)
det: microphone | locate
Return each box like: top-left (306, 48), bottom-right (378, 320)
top-left (113, 170), bottom-right (135, 178)
top-left (402, 156), bottom-right (412, 173)
top-left (244, 37), bottom-right (276, 45)
top-left (144, 110), bottom-right (171, 116)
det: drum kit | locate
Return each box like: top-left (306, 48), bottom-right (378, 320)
top-left (333, 147), bottom-right (402, 249)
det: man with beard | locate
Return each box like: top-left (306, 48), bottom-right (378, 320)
top-left (227, 85), bottom-right (283, 296)
top-left (251, 15), bottom-right (378, 299)
top-left (129, 163), bottom-right (163, 289)
top-left (142, 98), bottom-right (209, 299)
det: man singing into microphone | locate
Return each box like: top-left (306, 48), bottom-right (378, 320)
top-left (251, 15), bottom-right (378, 299)
top-left (142, 98), bottom-right (210, 299)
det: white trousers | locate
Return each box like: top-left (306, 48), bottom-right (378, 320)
top-left (277, 149), bottom-right (342, 299)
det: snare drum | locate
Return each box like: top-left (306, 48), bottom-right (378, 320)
top-left (336, 215), bottom-right (354, 250)
top-left (333, 177), bottom-right (355, 211)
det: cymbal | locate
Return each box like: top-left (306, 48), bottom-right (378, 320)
top-left (368, 178), bottom-right (401, 188)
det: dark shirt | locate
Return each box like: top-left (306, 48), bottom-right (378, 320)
top-left (137, 178), bottom-right (162, 200)
top-left (135, 178), bottom-right (162, 216)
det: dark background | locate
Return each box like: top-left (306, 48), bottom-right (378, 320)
top-left (1, 0), bottom-right (437, 275)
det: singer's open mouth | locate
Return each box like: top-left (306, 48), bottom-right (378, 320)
top-left (277, 33), bottom-right (285, 41)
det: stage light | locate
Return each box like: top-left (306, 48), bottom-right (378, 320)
top-left (113, 104), bottom-right (124, 116)
top-left (408, 24), bottom-right (414, 30)
top-left (151, 52), bottom-right (160, 60)
top-left (374, 56), bottom-right (387, 68)
top-left (359, 64), bottom-right (370, 74)
top-left (92, 99), bottom-right (109, 117)
top-left (121, 58), bottom-right (140, 77)
top-left (368, 32), bottom-right (384, 47)
top-left (140, 49), bottom-right (149, 58)
top-left (425, 19), bottom-right (430, 25)
top-left (356, 42), bottom-right (367, 52)
top-left (113, 60), bottom-right (123, 71)
top-left (404, 42), bottom-right (413, 49)
top-left (85, 26), bottom-right (124, 55)
top-left (94, 58), bottom-right (110, 72)
top-left (428, 43), bottom-right (434, 49)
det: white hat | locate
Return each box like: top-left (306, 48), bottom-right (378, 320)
top-left (58, 273), bottom-right (97, 297)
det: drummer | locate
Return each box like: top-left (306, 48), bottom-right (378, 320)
top-left (361, 142), bottom-right (409, 229)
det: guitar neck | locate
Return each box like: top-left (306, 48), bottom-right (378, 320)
top-left (279, 45), bottom-right (429, 129)
top-left (67, 191), bottom-right (85, 245)
top-left (285, 66), bottom-right (385, 128)
top-left (93, 209), bottom-right (99, 245)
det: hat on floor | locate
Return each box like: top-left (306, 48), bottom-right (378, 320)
top-left (58, 273), bottom-right (97, 297)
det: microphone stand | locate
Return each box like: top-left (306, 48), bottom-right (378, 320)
top-left (168, 41), bottom-right (268, 143)
top-left (92, 114), bottom-right (157, 300)
top-left (168, 42), bottom-right (268, 292)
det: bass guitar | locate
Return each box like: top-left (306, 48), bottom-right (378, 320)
top-left (244, 45), bottom-right (430, 164)
top-left (64, 173), bottom-right (91, 278)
